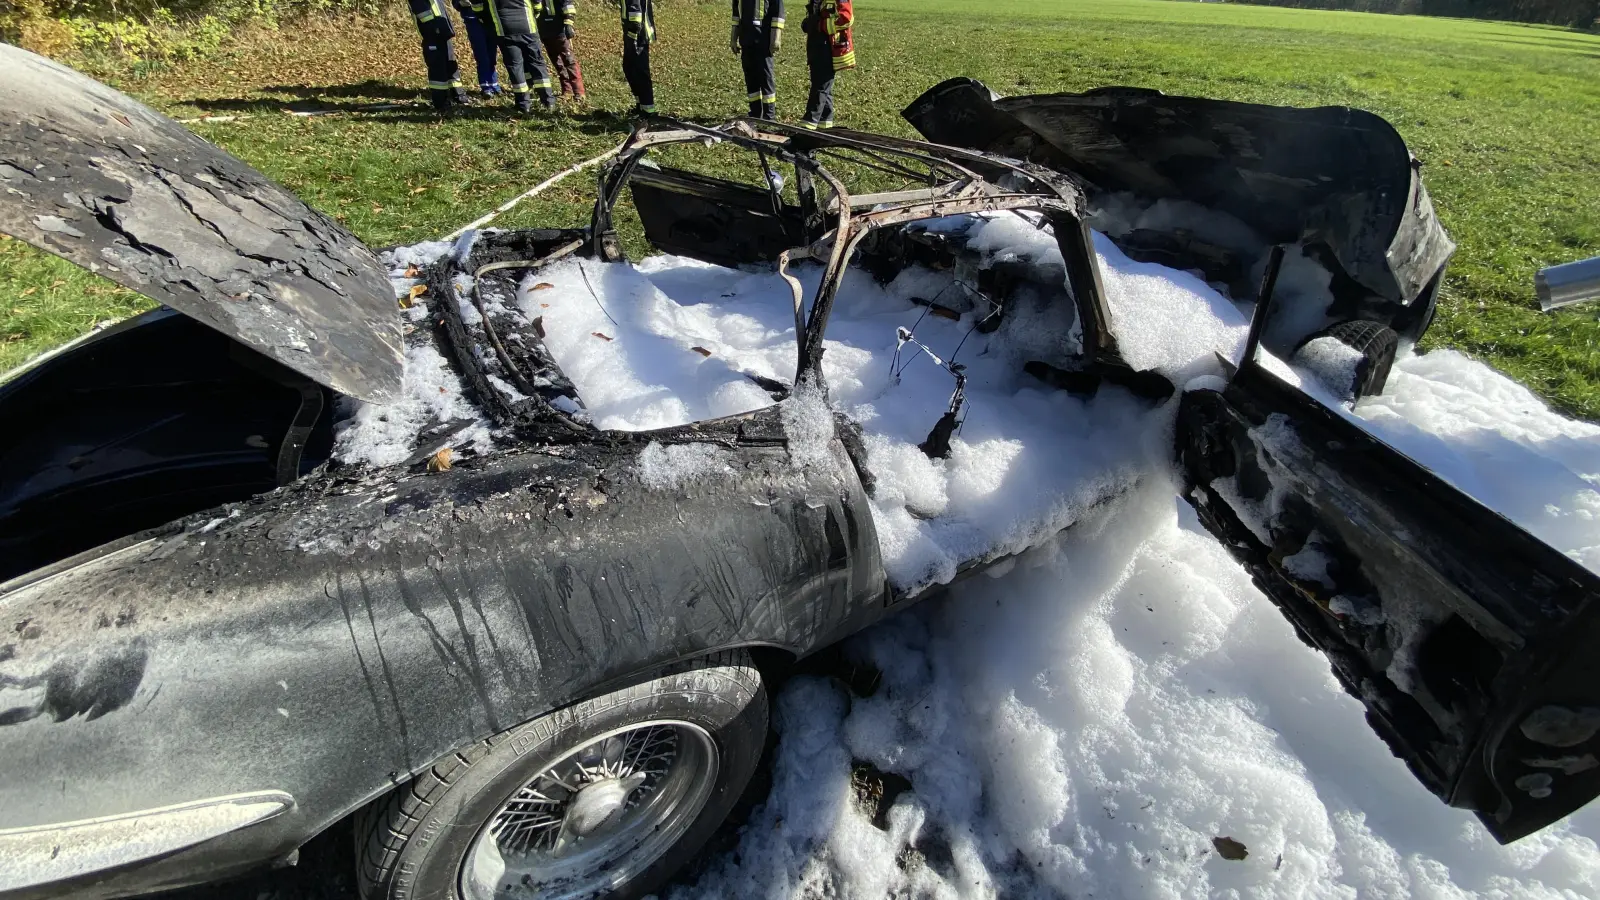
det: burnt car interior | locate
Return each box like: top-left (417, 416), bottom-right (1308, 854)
top-left (422, 117), bottom-right (1135, 470)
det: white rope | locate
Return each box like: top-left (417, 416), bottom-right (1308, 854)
top-left (178, 102), bottom-right (410, 124)
top-left (442, 140), bottom-right (628, 241)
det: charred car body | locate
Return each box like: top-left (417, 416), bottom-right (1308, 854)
top-left (1, 43), bottom-right (1597, 900)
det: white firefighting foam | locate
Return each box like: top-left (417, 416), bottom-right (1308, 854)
top-left (358, 220), bottom-right (1600, 898)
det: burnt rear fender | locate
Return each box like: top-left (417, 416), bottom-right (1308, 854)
top-left (903, 78), bottom-right (1455, 341)
top-left (0, 407), bottom-right (884, 897)
top-left (1178, 364), bottom-right (1600, 843)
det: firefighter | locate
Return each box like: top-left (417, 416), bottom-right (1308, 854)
top-left (409, 0), bottom-right (471, 111)
top-left (800, 0), bottom-right (853, 129)
top-left (730, 0), bottom-right (783, 120)
top-left (453, 0), bottom-right (504, 98)
top-left (488, 0), bottom-right (558, 112)
top-left (536, 0), bottom-right (586, 103)
top-left (621, 0), bottom-right (657, 115)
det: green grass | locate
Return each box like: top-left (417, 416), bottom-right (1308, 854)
top-left (0, 236), bottom-right (153, 371)
top-left (3, 0), bottom-right (1598, 415)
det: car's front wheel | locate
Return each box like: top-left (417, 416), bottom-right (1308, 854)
top-left (356, 651), bottom-right (767, 900)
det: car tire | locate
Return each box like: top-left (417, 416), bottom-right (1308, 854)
top-left (355, 650), bottom-right (767, 900)
top-left (1296, 319), bottom-right (1399, 400)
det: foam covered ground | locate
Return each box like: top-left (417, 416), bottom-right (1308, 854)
top-left (362, 221), bottom-right (1600, 898)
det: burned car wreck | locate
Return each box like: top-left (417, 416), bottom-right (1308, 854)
top-left (2, 42), bottom-right (1599, 900)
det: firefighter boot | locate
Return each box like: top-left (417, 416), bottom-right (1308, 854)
top-left (539, 87), bottom-right (558, 110)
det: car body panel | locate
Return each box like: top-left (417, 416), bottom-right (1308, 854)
top-left (903, 78), bottom-right (1456, 342)
top-left (0, 44), bottom-right (402, 404)
top-left (1177, 318), bottom-right (1600, 843)
top-left (630, 164), bottom-right (806, 267)
top-left (0, 406), bottom-right (882, 898)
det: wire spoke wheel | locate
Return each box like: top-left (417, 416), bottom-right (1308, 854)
top-left (460, 720), bottom-right (719, 900)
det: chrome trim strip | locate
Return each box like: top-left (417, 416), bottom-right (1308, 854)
top-left (0, 790), bottom-right (294, 891)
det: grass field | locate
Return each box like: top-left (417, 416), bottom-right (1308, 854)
top-left (3, 0), bottom-right (1598, 415)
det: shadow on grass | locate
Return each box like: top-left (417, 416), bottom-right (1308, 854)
top-left (259, 80), bottom-right (424, 100)
top-left (180, 89), bottom-right (643, 139)
top-left (361, 104), bottom-right (642, 137)
top-left (184, 79), bottom-right (424, 113)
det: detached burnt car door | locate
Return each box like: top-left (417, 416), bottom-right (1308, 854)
top-left (1179, 347), bottom-right (1600, 842)
top-left (904, 77), bottom-right (1600, 842)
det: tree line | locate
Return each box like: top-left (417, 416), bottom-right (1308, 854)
top-left (1235, 0), bottom-right (1598, 29)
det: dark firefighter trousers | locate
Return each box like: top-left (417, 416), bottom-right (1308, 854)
top-left (419, 24), bottom-right (464, 109)
top-left (739, 24), bottom-right (776, 119)
top-left (622, 35), bottom-right (654, 109)
top-left (498, 32), bottom-right (553, 102)
top-left (802, 30), bottom-right (834, 126)
top-left (537, 21), bottom-right (585, 97)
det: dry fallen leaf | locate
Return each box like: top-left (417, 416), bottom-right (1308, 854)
top-left (540, 302), bottom-right (550, 308)
top-left (427, 447), bottom-right (453, 473)
top-left (404, 264), bottom-right (420, 278)
top-left (1213, 836), bottom-right (1248, 861)
top-left (410, 186), bottom-right (427, 194)
top-left (532, 282), bottom-right (556, 291)
top-left (19, 288), bottom-right (36, 297)
top-left (691, 346), bottom-right (712, 357)
top-left (531, 316), bottom-right (546, 338)
top-left (371, 205), bottom-right (383, 214)
top-left (592, 331), bottom-right (613, 341)
top-left (928, 305), bottom-right (960, 321)
top-left (399, 284), bottom-right (427, 308)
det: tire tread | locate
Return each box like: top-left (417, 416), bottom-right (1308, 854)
top-left (355, 650), bottom-right (762, 900)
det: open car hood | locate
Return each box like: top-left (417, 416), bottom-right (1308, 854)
top-left (904, 79), bottom-right (1455, 338)
top-left (0, 45), bottom-right (401, 403)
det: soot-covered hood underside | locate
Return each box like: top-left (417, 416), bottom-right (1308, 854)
top-left (0, 44), bottom-right (402, 403)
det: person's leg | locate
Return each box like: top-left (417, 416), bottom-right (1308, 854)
top-left (499, 35), bottom-right (531, 110)
top-left (565, 36), bottom-right (585, 99)
top-left (622, 39), bottom-right (655, 112)
top-left (817, 68), bottom-right (834, 126)
top-left (621, 41), bottom-right (640, 104)
top-left (421, 35), bottom-right (459, 110)
top-left (514, 32), bottom-right (556, 108)
top-left (739, 29), bottom-right (763, 118)
top-left (537, 22), bottom-right (565, 95)
top-left (809, 33), bottom-right (835, 126)
top-left (801, 33), bottom-right (827, 125)
top-left (463, 12), bottom-right (501, 93)
top-left (759, 51), bottom-right (776, 120)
